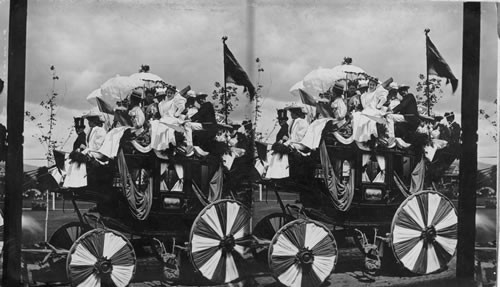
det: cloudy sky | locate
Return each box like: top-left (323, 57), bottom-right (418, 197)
top-left (0, 0), bottom-right (497, 165)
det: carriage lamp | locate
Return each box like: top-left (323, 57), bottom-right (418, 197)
top-left (364, 188), bottom-right (383, 201)
top-left (163, 197), bottom-right (181, 209)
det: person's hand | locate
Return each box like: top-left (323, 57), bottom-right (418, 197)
top-left (282, 135), bottom-right (289, 141)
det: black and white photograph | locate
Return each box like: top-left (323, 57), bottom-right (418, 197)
top-left (0, 1), bottom-right (497, 286)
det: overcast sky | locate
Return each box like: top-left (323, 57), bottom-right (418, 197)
top-left (0, 0), bottom-right (497, 165)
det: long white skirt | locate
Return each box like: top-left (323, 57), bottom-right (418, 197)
top-left (63, 160), bottom-right (87, 188)
top-left (150, 117), bottom-right (180, 150)
top-left (351, 109), bottom-right (382, 142)
top-left (266, 152), bottom-right (289, 179)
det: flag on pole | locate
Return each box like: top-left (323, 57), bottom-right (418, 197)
top-left (224, 43), bottom-right (256, 100)
top-left (96, 97), bottom-right (114, 114)
top-left (426, 35), bottom-right (458, 93)
top-left (298, 89), bottom-right (317, 106)
top-left (179, 85), bottom-right (191, 97)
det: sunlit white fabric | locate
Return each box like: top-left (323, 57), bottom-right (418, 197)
top-left (102, 232), bottom-right (127, 259)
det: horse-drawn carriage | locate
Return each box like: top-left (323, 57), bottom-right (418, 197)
top-left (26, 118), bottom-right (458, 287)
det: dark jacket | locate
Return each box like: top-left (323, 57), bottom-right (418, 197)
top-left (73, 132), bottom-right (87, 151)
top-left (392, 93), bottom-right (420, 128)
top-left (276, 123), bottom-right (289, 142)
top-left (449, 122), bottom-right (461, 145)
top-left (191, 102), bottom-right (216, 124)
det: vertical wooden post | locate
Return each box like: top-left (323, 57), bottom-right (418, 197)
top-left (457, 2), bottom-right (480, 278)
top-left (3, 0), bottom-right (28, 285)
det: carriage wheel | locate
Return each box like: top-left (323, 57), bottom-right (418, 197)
top-left (391, 190), bottom-right (457, 275)
top-left (67, 229), bottom-right (136, 287)
top-left (49, 222), bottom-right (92, 250)
top-left (189, 199), bottom-right (251, 284)
top-left (269, 219), bottom-right (337, 287)
top-left (253, 213), bottom-right (295, 262)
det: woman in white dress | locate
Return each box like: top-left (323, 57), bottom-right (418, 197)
top-left (150, 86), bottom-right (186, 150)
top-left (351, 78), bottom-right (389, 142)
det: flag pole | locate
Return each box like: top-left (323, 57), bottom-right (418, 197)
top-left (425, 28), bottom-right (431, 116)
top-left (222, 36), bottom-right (228, 124)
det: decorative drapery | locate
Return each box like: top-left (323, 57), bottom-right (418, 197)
top-left (319, 141), bottom-right (355, 211)
top-left (117, 149), bottom-right (153, 220)
top-left (393, 157), bottom-right (426, 197)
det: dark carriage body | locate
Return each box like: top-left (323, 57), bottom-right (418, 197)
top-left (297, 143), bottom-right (422, 230)
top-left (57, 150), bottom-right (225, 241)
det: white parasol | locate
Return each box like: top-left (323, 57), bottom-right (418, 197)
top-left (100, 75), bottom-right (143, 100)
top-left (302, 68), bottom-right (345, 94)
top-left (331, 64), bottom-right (366, 81)
top-left (129, 72), bottom-right (164, 88)
top-left (289, 80), bottom-right (319, 98)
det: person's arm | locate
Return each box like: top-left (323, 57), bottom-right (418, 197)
top-left (392, 96), bottom-right (409, 114)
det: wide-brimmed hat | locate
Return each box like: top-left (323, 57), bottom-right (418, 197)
top-left (358, 79), bottom-right (368, 88)
top-left (389, 82), bottom-right (399, 90)
top-left (277, 109), bottom-right (288, 120)
top-left (398, 84), bottom-right (410, 91)
top-left (74, 117), bottom-right (85, 129)
top-left (195, 93), bottom-right (209, 100)
top-left (332, 82), bottom-right (345, 93)
top-left (186, 90), bottom-right (196, 98)
top-left (130, 88), bottom-right (144, 100)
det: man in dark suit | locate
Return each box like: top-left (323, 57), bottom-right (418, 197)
top-left (190, 93), bottom-right (216, 125)
top-left (386, 84), bottom-right (420, 140)
top-left (275, 109), bottom-right (289, 142)
top-left (72, 117), bottom-right (87, 152)
top-left (185, 93), bottom-right (216, 150)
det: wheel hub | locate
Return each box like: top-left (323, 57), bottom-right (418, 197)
top-left (296, 248), bottom-right (314, 265)
top-left (95, 257), bottom-right (113, 274)
top-left (220, 235), bottom-right (235, 252)
top-left (421, 225), bottom-right (437, 243)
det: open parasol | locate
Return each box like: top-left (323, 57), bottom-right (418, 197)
top-left (302, 68), bottom-right (345, 94)
top-left (331, 64), bottom-right (366, 82)
top-left (129, 72), bottom-right (164, 88)
top-left (100, 75), bottom-right (143, 100)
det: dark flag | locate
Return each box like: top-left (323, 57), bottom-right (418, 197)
top-left (224, 43), bottom-right (256, 100)
top-left (0, 78), bottom-right (4, 94)
top-left (96, 97), bottom-right (114, 114)
top-left (298, 89), bottom-right (317, 106)
top-left (426, 35), bottom-right (458, 93)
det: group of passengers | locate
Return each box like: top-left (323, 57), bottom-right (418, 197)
top-left (63, 85), bottom-right (252, 188)
top-left (266, 76), bottom-right (461, 179)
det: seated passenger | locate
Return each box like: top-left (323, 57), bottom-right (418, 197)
top-left (386, 84), bottom-right (420, 140)
top-left (181, 90), bottom-right (199, 120)
top-left (128, 89), bottom-right (146, 135)
top-left (351, 77), bottom-right (390, 142)
top-left (185, 93), bottom-right (216, 150)
top-left (150, 85), bottom-right (185, 151)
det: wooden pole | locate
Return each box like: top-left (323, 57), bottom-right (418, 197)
top-left (456, 2), bottom-right (480, 278)
top-left (424, 28), bottom-right (431, 116)
top-left (3, 0), bottom-right (28, 285)
top-left (222, 36), bottom-right (228, 124)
